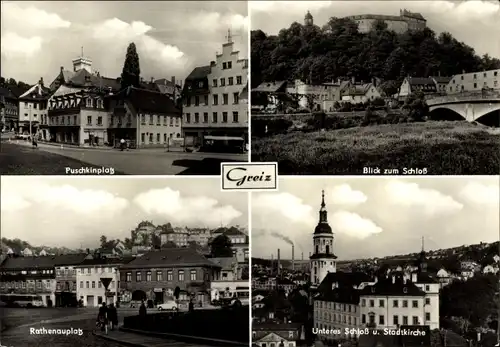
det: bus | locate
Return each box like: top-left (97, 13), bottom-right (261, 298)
top-left (212, 287), bottom-right (250, 306)
top-left (0, 294), bottom-right (44, 308)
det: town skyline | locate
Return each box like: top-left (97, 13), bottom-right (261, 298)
top-left (1, 177), bottom-right (248, 249)
top-left (251, 177), bottom-right (499, 260)
top-left (250, 0), bottom-right (500, 59)
top-left (1, 1), bottom-right (248, 84)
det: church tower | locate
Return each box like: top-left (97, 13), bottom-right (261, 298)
top-left (310, 190), bottom-right (337, 287)
top-left (304, 10), bottom-right (313, 26)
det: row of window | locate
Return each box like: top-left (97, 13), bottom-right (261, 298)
top-left (361, 297), bottom-right (430, 308)
top-left (125, 270), bottom-right (200, 282)
top-left (139, 114), bottom-right (180, 127)
top-left (79, 280), bottom-right (117, 289)
top-left (1, 281), bottom-right (50, 289)
top-left (453, 70), bottom-right (499, 84)
top-left (213, 75), bottom-right (243, 87)
top-left (139, 132), bottom-right (180, 144)
top-left (186, 92), bottom-right (240, 107)
top-left (451, 80), bottom-right (499, 91)
top-left (1, 269), bottom-right (54, 275)
top-left (361, 313), bottom-right (430, 325)
top-left (56, 281), bottom-right (76, 291)
top-left (49, 98), bottom-right (104, 110)
top-left (317, 312), bottom-right (358, 325)
top-left (185, 111), bottom-right (239, 124)
top-left (23, 102), bottom-right (47, 110)
top-left (316, 301), bottom-right (357, 312)
top-left (79, 267), bottom-right (116, 274)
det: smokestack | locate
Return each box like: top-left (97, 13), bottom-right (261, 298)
top-left (302, 252), bottom-right (304, 261)
top-left (277, 249), bottom-right (281, 277)
top-left (292, 244), bottom-right (295, 271)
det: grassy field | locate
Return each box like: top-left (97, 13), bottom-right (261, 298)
top-left (251, 120), bottom-right (500, 175)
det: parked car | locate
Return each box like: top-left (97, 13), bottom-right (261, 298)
top-left (157, 300), bottom-right (177, 311)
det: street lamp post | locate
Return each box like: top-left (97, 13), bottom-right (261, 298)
top-left (28, 104), bottom-right (32, 140)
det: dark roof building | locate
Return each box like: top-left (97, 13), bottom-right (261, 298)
top-left (120, 248), bottom-right (219, 269)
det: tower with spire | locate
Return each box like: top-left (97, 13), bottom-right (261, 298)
top-left (72, 46), bottom-right (93, 73)
top-left (310, 190), bottom-right (337, 287)
top-left (304, 10), bottom-right (314, 26)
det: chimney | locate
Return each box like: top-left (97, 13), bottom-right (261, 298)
top-left (39, 77), bottom-right (44, 86)
top-left (411, 272), bottom-right (418, 283)
top-left (277, 249), bottom-right (281, 277)
top-left (371, 77), bottom-right (376, 87)
top-left (292, 244), bottom-right (295, 271)
top-left (60, 66), bottom-right (64, 72)
top-left (210, 61), bottom-right (216, 67)
top-left (140, 77), bottom-right (144, 83)
top-left (171, 76), bottom-right (175, 85)
top-left (302, 252), bottom-right (304, 261)
top-left (151, 77), bottom-right (154, 83)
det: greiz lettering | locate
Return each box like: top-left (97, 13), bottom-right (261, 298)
top-left (226, 167), bottom-right (272, 187)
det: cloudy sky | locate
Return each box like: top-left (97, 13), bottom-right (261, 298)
top-left (1, 1), bottom-right (248, 85)
top-left (1, 177), bottom-right (248, 249)
top-left (252, 177), bottom-right (499, 260)
top-left (251, 0), bottom-right (500, 59)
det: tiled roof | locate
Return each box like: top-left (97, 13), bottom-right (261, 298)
top-left (53, 253), bottom-right (88, 266)
top-left (113, 87), bottom-right (181, 115)
top-left (408, 77), bottom-right (435, 86)
top-left (120, 248), bottom-right (221, 269)
top-left (210, 257), bottom-right (236, 270)
top-left (358, 277), bottom-right (425, 296)
top-left (415, 271), bottom-right (438, 284)
top-left (67, 69), bottom-right (121, 91)
top-left (75, 257), bottom-right (132, 267)
top-left (214, 227), bottom-right (246, 236)
top-left (19, 84), bottom-right (51, 100)
top-left (1, 255), bottom-right (58, 269)
top-left (0, 87), bottom-right (18, 100)
top-left (431, 76), bottom-right (452, 84)
top-left (318, 272), bottom-right (372, 292)
top-left (252, 81), bottom-right (287, 93)
top-left (185, 66), bottom-right (211, 80)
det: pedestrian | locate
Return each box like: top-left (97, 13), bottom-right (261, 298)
top-left (120, 138), bottom-right (125, 151)
top-left (97, 302), bottom-right (108, 334)
top-left (139, 300), bottom-right (147, 318)
top-left (188, 299), bottom-right (194, 312)
top-left (108, 303), bottom-right (118, 330)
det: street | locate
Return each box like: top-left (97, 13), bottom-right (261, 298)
top-left (0, 139), bottom-right (248, 175)
top-left (0, 307), bottom-right (219, 347)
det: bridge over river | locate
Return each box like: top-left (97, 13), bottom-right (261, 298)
top-left (426, 91), bottom-right (500, 125)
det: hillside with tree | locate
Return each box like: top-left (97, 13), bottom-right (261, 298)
top-left (251, 18), bottom-right (500, 89)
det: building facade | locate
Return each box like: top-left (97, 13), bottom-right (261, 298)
top-left (119, 248), bottom-right (221, 306)
top-left (107, 86), bottom-right (182, 148)
top-left (0, 256), bottom-right (57, 307)
top-left (54, 254), bottom-right (88, 307)
top-left (0, 87), bottom-right (19, 131)
top-left (18, 78), bottom-right (50, 136)
top-left (310, 191), bottom-right (337, 287)
top-left (398, 77), bottom-right (438, 99)
top-left (346, 9), bottom-right (426, 34)
top-left (75, 257), bottom-right (122, 307)
top-left (447, 69), bottom-right (500, 94)
top-left (182, 33), bottom-right (249, 146)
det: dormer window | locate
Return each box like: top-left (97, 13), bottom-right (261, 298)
top-left (86, 98), bottom-right (92, 108)
top-left (198, 81), bottom-right (203, 88)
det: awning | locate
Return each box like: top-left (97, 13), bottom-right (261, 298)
top-left (204, 135), bottom-right (244, 141)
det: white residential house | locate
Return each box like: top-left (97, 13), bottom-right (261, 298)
top-left (75, 258), bottom-right (121, 307)
top-left (22, 248), bottom-right (33, 256)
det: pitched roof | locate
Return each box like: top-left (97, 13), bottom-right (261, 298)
top-left (318, 272), bottom-right (372, 293)
top-left (1, 255), bottom-right (58, 269)
top-left (120, 248), bottom-right (220, 269)
top-left (185, 66), bottom-right (211, 80)
top-left (210, 257), bottom-right (237, 270)
top-left (407, 77), bottom-right (435, 86)
top-left (252, 81), bottom-right (287, 93)
top-left (0, 87), bottom-right (18, 100)
top-left (358, 277), bottom-right (425, 296)
top-left (316, 286), bottom-right (360, 304)
top-left (67, 69), bottom-right (121, 91)
top-left (431, 76), bottom-right (452, 84)
top-left (115, 86), bottom-right (181, 115)
top-left (53, 253), bottom-right (88, 266)
top-left (19, 83), bottom-right (51, 100)
top-left (75, 257), bottom-right (132, 267)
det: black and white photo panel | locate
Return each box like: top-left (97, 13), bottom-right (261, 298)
top-left (250, 1), bottom-right (500, 175)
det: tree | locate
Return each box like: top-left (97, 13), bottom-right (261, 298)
top-left (123, 238), bottom-right (134, 250)
top-left (151, 234), bottom-right (161, 249)
top-left (403, 91), bottom-right (428, 122)
top-left (120, 42), bottom-right (141, 90)
top-left (304, 94), bottom-right (319, 111)
top-left (99, 235), bottom-right (107, 249)
top-left (209, 235), bottom-right (233, 258)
